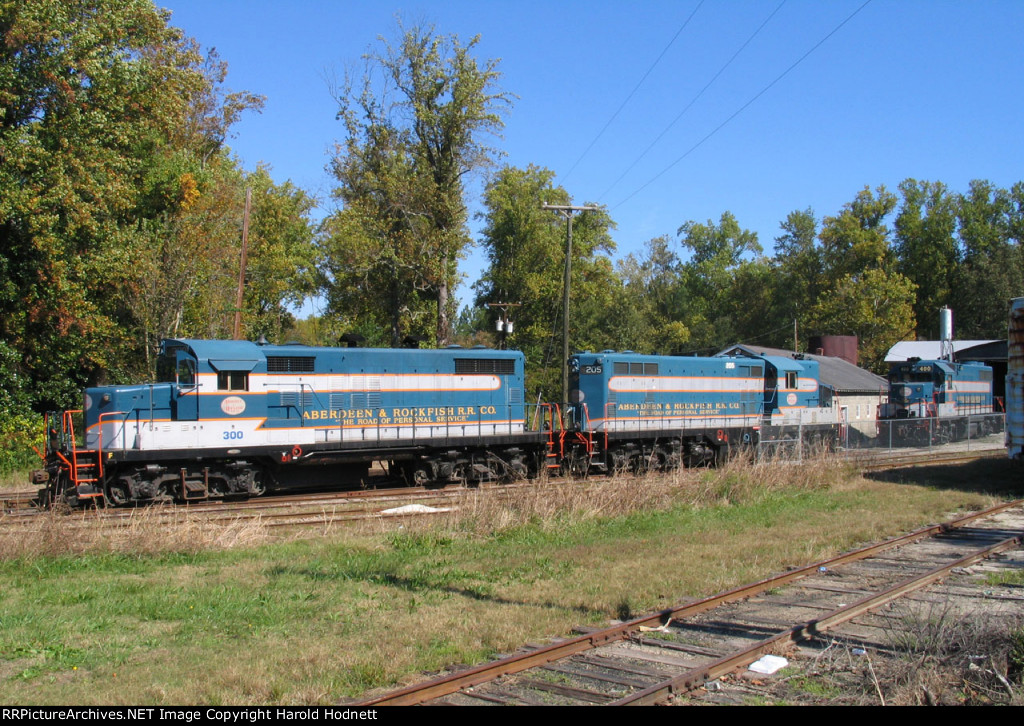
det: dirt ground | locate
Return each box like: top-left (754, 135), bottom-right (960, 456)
top-left (683, 539), bottom-right (1024, 706)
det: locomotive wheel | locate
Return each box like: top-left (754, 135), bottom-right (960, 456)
top-left (607, 449), bottom-right (629, 474)
top-left (509, 461), bottom-right (529, 480)
top-left (409, 466), bottom-right (432, 487)
top-left (250, 473), bottom-right (267, 497)
top-left (105, 478), bottom-right (132, 507)
top-left (644, 447), bottom-right (668, 472)
top-left (569, 451), bottom-right (590, 478)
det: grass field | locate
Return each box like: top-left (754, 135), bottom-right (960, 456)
top-left (0, 455), bottom-right (1020, 705)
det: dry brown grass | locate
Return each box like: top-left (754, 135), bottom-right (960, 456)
top-left (758, 602), bottom-right (1024, 706)
top-left (408, 450), bottom-right (851, 539)
top-left (0, 452), bottom-right (848, 562)
top-left (0, 506), bottom-right (269, 559)
top-left (876, 602), bottom-right (1024, 705)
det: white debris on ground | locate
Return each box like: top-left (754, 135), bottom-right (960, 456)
top-left (748, 655), bottom-right (789, 675)
top-left (380, 504), bottom-right (451, 515)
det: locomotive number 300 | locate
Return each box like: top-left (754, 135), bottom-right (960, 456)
top-left (223, 430), bottom-right (244, 440)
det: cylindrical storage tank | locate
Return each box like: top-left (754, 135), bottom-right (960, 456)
top-left (807, 335), bottom-right (858, 366)
top-left (939, 306), bottom-right (954, 342)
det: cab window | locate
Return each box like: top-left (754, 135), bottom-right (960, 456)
top-left (156, 354), bottom-right (176, 383)
top-left (177, 358), bottom-right (196, 386)
top-left (217, 371), bottom-right (249, 391)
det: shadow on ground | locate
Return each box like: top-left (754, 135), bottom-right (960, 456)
top-left (864, 457), bottom-right (1023, 498)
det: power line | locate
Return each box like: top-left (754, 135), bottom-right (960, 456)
top-left (598, 0), bottom-right (786, 202)
top-left (612, 0), bottom-right (874, 211)
top-left (560, 0), bottom-right (705, 183)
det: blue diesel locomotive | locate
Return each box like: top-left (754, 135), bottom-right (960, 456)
top-left (40, 339), bottom-right (551, 506)
top-left (878, 358), bottom-right (1002, 441)
top-left (39, 341), bottom-right (848, 506)
top-left (559, 350), bottom-right (839, 473)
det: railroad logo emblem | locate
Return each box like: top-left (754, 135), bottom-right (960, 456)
top-left (221, 396), bottom-right (246, 415)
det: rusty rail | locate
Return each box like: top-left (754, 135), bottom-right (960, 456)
top-left (356, 498), bottom-right (1023, 706)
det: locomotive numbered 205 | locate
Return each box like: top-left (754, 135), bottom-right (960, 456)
top-left (559, 350), bottom-right (840, 473)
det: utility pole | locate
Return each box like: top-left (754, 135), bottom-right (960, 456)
top-left (542, 203), bottom-right (598, 410)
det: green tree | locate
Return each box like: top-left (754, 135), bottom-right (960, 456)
top-left (802, 186), bottom-right (915, 369)
top-left (474, 165), bottom-right (617, 398)
top-left (0, 340), bottom-right (44, 473)
top-left (324, 23), bottom-right (511, 346)
top-left (806, 267), bottom-right (917, 372)
top-left (772, 208), bottom-right (821, 343)
top-left (125, 153), bottom-right (247, 370)
top-left (240, 167), bottom-right (318, 343)
top-left (322, 123), bottom-right (439, 347)
top-left (893, 180), bottom-right (958, 338)
top-left (675, 212), bottom-right (762, 351)
top-left (616, 236), bottom-right (690, 354)
top-left (950, 180), bottom-right (1024, 338)
top-left (818, 185), bottom-right (898, 282)
top-left (0, 0), bottom-right (264, 404)
top-left (726, 257), bottom-right (779, 348)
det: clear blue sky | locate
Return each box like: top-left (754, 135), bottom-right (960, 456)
top-left (160, 0), bottom-right (1024, 313)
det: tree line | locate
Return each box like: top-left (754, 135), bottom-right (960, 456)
top-left (0, 0), bottom-right (317, 468)
top-left (470, 173), bottom-right (1024, 399)
top-left (2, 2), bottom-right (1021, 468)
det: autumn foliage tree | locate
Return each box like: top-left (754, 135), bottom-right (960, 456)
top-left (1, 0), bottom-right (207, 406)
top-left (0, 0), bottom-right (318, 470)
top-left (323, 24), bottom-right (510, 346)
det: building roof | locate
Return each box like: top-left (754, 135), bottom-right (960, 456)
top-left (718, 344), bottom-right (887, 396)
top-left (885, 340), bottom-right (1003, 363)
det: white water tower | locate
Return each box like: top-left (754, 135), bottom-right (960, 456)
top-left (939, 306), bottom-right (954, 361)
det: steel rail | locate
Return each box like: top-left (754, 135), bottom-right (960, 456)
top-left (855, 448), bottom-right (1006, 471)
top-left (355, 498), bottom-right (1023, 706)
top-left (613, 531), bottom-right (1023, 705)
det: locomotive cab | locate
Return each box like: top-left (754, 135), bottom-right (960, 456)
top-left (883, 360), bottom-right (941, 419)
top-left (754, 356), bottom-right (832, 426)
top-left (880, 359), bottom-right (993, 419)
top-left (878, 358), bottom-right (999, 444)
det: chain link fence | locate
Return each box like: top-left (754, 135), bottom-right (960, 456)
top-left (758, 414), bottom-right (1006, 461)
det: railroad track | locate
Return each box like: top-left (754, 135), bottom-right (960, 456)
top-left (851, 446), bottom-right (1007, 471)
top-left (0, 479), bottom-right (547, 535)
top-left (2, 443), bottom-right (1008, 517)
top-left (355, 499), bottom-right (1024, 706)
